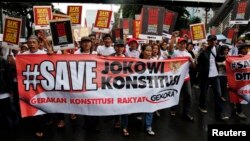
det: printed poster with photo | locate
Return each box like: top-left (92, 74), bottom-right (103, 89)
top-left (222, 27), bottom-right (236, 45)
top-left (120, 18), bottom-right (133, 35)
top-left (230, 0), bottom-right (250, 24)
top-left (2, 17), bottom-right (22, 50)
top-left (67, 5), bottom-right (82, 28)
top-left (139, 5), bottom-right (165, 41)
top-left (112, 28), bottom-right (123, 42)
top-left (33, 6), bottom-right (52, 30)
top-left (49, 19), bottom-right (74, 51)
top-left (190, 23), bottom-right (206, 44)
top-left (162, 9), bottom-right (178, 39)
top-left (92, 10), bottom-right (113, 33)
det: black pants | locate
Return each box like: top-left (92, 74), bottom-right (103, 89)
top-left (219, 76), bottom-right (228, 98)
top-left (12, 82), bottom-right (21, 119)
top-left (0, 97), bottom-right (18, 129)
top-left (84, 116), bottom-right (100, 130)
top-left (199, 76), bottom-right (223, 118)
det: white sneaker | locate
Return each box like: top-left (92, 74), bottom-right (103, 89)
top-left (198, 107), bottom-right (207, 113)
top-left (236, 112), bottom-right (247, 119)
top-left (155, 111), bottom-right (161, 117)
top-left (136, 116), bottom-right (143, 120)
top-left (146, 127), bottom-right (155, 136)
top-left (193, 85), bottom-right (199, 89)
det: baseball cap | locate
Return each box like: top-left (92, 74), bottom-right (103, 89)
top-left (115, 39), bottom-right (125, 47)
top-left (237, 43), bottom-right (250, 50)
top-left (102, 34), bottom-right (112, 40)
top-left (207, 35), bottom-right (217, 41)
top-left (127, 38), bottom-right (138, 47)
top-left (81, 36), bottom-right (91, 42)
top-left (177, 38), bottom-right (187, 43)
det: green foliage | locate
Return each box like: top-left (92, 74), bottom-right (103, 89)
top-left (189, 16), bottom-right (202, 25)
top-left (160, 6), bottom-right (190, 31)
top-left (121, 4), bottom-right (142, 19)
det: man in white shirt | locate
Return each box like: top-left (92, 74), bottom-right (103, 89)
top-left (96, 34), bottom-right (115, 56)
top-left (20, 35), bottom-right (50, 137)
top-left (197, 35), bottom-right (229, 120)
top-left (170, 38), bottom-right (195, 121)
top-left (22, 35), bottom-right (48, 55)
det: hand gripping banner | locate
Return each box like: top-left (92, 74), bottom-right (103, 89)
top-left (226, 56), bottom-right (250, 104)
top-left (16, 54), bottom-right (189, 117)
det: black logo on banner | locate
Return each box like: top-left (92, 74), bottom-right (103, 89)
top-left (147, 89), bottom-right (177, 103)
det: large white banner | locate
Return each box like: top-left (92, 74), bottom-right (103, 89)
top-left (16, 55), bottom-right (189, 117)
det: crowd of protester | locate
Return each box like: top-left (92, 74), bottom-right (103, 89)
top-left (0, 30), bottom-right (250, 138)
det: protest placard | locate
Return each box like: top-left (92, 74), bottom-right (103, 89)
top-left (33, 6), bottom-right (52, 30)
top-left (2, 17), bottom-right (22, 50)
top-left (49, 19), bottom-right (74, 51)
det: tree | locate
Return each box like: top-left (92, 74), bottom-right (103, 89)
top-left (164, 6), bottom-right (190, 31)
top-left (121, 4), bottom-right (142, 19)
top-left (188, 16), bottom-right (202, 25)
top-left (0, 2), bottom-right (54, 37)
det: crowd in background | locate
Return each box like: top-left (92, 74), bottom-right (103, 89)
top-left (0, 30), bottom-right (250, 138)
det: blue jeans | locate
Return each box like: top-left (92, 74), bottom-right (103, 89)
top-left (0, 97), bottom-right (18, 129)
top-left (121, 114), bottom-right (128, 129)
top-left (144, 113), bottom-right (153, 129)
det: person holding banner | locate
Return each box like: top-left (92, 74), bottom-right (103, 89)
top-left (111, 39), bottom-right (126, 57)
top-left (229, 43), bottom-right (249, 119)
top-left (75, 36), bottom-right (100, 131)
top-left (139, 44), bottom-right (155, 136)
top-left (125, 38), bottom-right (140, 58)
top-left (21, 35), bottom-right (53, 137)
top-left (96, 34), bottom-right (115, 56)
top-left (88, 34), bottom-right (98, 52)
top-left (110, 39), bottom-right (129, 136)
top-left (169, 37), bottom-right (195, 121)
top-left (75, 36), bottom-right (97, 54)
top-left (217, 45), bottom-right (230, 102)
top-left (151, 43), bottom-right (163, 117)
top-left (197, 35), bottom-right (229, 120)
top-left (160, 40), bottom-right (169, 58)
top-left (151, 43), bottom-right (162, 60)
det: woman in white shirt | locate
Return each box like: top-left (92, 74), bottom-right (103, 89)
top-left (75, 36), bottom-right (97, 55)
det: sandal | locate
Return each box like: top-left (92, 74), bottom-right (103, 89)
top-left (35, 132), bottom-right (44, 137)
top-left (70, 114), bottom-right (77, 120)
top-left (170, 111), bottom-right (176, 116)
top-left (57, 120), bottom-right (65, 128)
top-left (114, 122), bottom-right (120, 129)
top-left (122, 129), bottom-right (130, 136)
